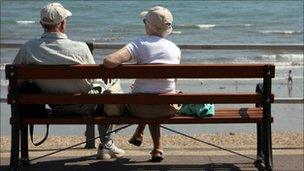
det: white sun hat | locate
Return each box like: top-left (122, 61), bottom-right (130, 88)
top-left (40, 2), bottom-right (72, 25)
top-left (140, 6), bottom-right (173, 36)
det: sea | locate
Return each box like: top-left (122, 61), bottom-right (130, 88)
top-left (0, 1), bottom-right (303, 136)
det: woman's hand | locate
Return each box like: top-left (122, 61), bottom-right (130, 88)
top-left (103, 47), bottom-right (132, 68)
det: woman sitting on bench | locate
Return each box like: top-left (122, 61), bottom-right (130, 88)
top-left (103, 6), bottom-right (180, 162)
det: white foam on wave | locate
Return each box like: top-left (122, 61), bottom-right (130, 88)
top-left (0, 63), bottom-right (9, 70)
top-left (176, 24), bottom-right (199, 29)
top-left (260, 54), bottom-right (277, 59)
top-left (244, 24), bottom-right (252, 27)
top-left (276, 64), bottom-right (304, 69)
top-left (196, 24), bottom-right (216, 29)
top-left (172, 31), bottom-right (182, 34)
top-left (277, 54), bottom-right (303, 61)
top-left (177, 76), bottom-right (303, 82)
top-left (1, 79), bottom-right (9, 86)
top-left (259, 30), bottom-right (302, 35)
top-left (16, 20), bottom-right (35, 24)
top-left (257, 54), bottom-right (303, 65)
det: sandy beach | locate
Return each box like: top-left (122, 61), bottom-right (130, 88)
top-left (1, 132), bottom-right (303, 158)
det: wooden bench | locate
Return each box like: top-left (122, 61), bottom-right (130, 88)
top-left (5, 64), bottom-right (275, 171)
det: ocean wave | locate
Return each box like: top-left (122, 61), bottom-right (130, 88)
top-left (181, 58), bottom-right (302, 66)
top-left (177, 76), bottom-right (303, 81)
top-left (172, 31), bottom-right (182, 34)
top-left (0, 63), bottom-right (9, 71)
top-left (181, 54), bottom-right (303, 66)
top-left (275, 63), bottom-right (304, 68)
top-left (175, 24), bottom-right (217, 29)
top-left (1, 79), bottom-right (9, 86)
top-left (16, 20), bottom-right (35, 24)
top-left (264, 61), bottom-right (303, 67)
top-left (260, 54), bottom-right (277, 59)
top-left (175, 23), bottom-right (252, 29)
top-left (259, 30), bottom-right (303, 35)
top-left (196, 24), bottom-right (217, 29)
top-left (251, 54), bottom-right (303, 62)
top-left (277, 54), bottom-right (304, 61)
top-left (175, 24), bottom-right (198, 29)
top-left (259, 54), bottom-right (303, 63)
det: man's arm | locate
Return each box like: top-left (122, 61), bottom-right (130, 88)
top-left (103, 47), bottom-right (132, 68)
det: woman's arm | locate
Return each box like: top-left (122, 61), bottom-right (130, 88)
top-left (103, 47), bottom-right (132, 68)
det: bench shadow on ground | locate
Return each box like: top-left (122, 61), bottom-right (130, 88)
top-left (0, 155), bottom-right (255, 171)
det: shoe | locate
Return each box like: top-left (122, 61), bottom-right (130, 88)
top-left (128, 136), bottom-right (143, 147)
top-left (150, 149), bottom-right (164, 162)
top-left (96, 140), bottom-right (125, 159)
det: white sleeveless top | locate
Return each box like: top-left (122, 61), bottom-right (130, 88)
top-left (126, 35), bottom-right (181, 93)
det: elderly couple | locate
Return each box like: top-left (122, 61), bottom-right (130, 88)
top-left (14, 2), bottom-right (181, 162)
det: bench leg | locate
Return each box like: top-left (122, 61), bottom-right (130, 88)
top-left (256, 123), bottom-right (263, 161)
top-left (20, 125), bottom-right (30, 165)
top-left (262, 64), bottom-right (273, 170)
top-left (263, 122), bottom-right (273, 170)
top-left (10, 123), bottom-right (20, 171)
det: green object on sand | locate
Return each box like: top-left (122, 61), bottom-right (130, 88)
top-left (178, 104), bottom-right (215, 118)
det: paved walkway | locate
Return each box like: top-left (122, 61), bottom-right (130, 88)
top-left (1, 153), bottom-right (303, 170)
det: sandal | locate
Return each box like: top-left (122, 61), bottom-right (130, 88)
top-left (128, 136), bottom-right (143, 147)
top-left (150, 149), bottom-right (164, 162)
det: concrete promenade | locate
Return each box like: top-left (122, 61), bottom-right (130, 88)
top-left (1, 147), bottom-right (303, 171)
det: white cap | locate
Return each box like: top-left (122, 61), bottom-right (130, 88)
top-left (140, 6), bottom-right (173, 36)
top-left (40, 2), bottom-right (72, 25)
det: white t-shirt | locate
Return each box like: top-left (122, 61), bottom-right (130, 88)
top-left (13, 32), bottom-right (104, 94)
top-left (126, 35), bottom-right (181, 93)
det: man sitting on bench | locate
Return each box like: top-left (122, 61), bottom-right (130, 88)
top-left (12, 2), bottom-right (125, 160)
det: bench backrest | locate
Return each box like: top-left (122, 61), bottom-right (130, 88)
top-left (5, 64), bottom-right (275, 105)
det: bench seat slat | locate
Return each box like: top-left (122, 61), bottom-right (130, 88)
top-left (20, 108), bottom-right (270, 124)
top-left (18, 94), bottom-right (274, 104)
